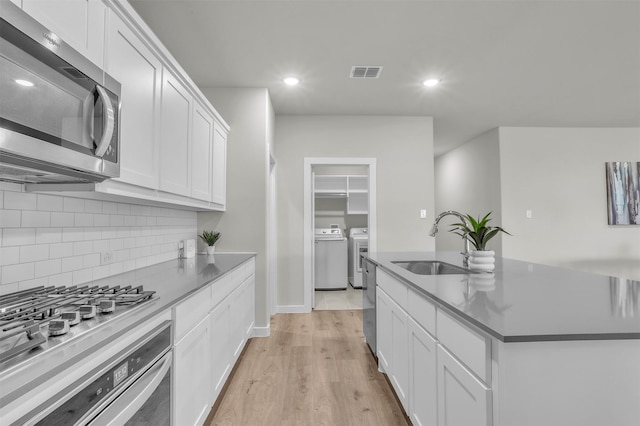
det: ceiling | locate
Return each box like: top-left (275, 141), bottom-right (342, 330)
top-left (128, 0), bottom-right (640, 156)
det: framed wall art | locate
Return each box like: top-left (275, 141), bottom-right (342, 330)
top-left (606, 161), bottom-right (640, 225)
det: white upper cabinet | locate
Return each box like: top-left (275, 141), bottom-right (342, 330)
top-left (191, 103), bottom-right (214, 202)
top-left (106, 9), bottom-right (161, 189)
top-left (21, 0), bottom-right (106, 68)
top-left (159, 70), bottom-right (191, 196)
top-left (211, 121), bottom-right (227, 208)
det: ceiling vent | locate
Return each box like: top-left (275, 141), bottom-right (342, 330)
top-left (350, 66), bottom-right (383, 79)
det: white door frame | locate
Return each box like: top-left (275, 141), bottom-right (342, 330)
top-left (303, 157), bottom-right (377, 312)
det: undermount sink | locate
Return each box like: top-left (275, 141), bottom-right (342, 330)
top-left (391, 260), bottom-right (469, 275)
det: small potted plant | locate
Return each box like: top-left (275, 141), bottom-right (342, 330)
top-left (449, 212), bottom-right (511, 272)
top-left (199, 230), bottom-right (221, 255)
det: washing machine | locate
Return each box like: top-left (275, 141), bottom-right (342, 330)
top-left (348, 227), bottom-right (368, 288)
top-left (314, 226), bottom-right (348, 290)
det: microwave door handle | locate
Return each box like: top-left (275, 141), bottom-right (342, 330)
top-left (94, 85), bottom-right (115, 158)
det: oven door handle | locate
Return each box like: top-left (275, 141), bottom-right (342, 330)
top-left (89, 350), bottom-right (172, 426)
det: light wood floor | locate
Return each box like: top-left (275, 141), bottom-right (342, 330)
top-left (204, 310), bottom-right (409, 426)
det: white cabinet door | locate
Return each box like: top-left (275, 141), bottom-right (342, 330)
top-left (159, 70), bottom-right (191, 196)
top-left (409, 317), bottom-right (438, 426)
top-left (106, 11), bottom-right (161, 189)
top-left (210, 121), bottom-right (227, 208)
top-left (191, 103), bottom-right (214, 201)
top-left (437, 345), bottom-right (491, 426)
top-left (210, 298), bottom-right (231, 403)
top-left (390, 294), bottom-right (409, 411)
top-left (174, 315), bottom-right (212, 426)
top-left (376, 287), bottom-right (392, 373)
top-left (22, 0), bottom-right (105, 67)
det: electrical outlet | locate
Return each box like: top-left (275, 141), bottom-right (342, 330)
top-left (420, 209), bottom-right (427, 219)
top-left (526, 210), bottom-right (533, 219)
top-left (101, 251), bottom-right (115, 265)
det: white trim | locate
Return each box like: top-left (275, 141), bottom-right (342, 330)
top-left (303, 157), bottom-right (377, 313)
top-left (252, 325), bottom-right (270, 337)
top-left (276, 305), bottom-right (308, 314)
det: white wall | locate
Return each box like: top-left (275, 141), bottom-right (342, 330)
top-left (435, 127), bottom-right (640, 280)
top-left (0, 183), bottom-right (196, 295)
top-left (275, 115), bottom-right (435, 307)
top-left (499, 127), bottom-right (640, 280)
top-left (434, 128), bottom-right (503, 254)
top-left (198, 88), bottom-right (273, 331)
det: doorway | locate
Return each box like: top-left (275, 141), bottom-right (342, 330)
top-left (303, 158), bottom-right (377, 312)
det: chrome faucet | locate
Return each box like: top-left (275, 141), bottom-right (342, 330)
top-left (429, 210), bottom-right (471, 266)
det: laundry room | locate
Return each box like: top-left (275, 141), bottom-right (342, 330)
top-left (313, 165), bottom-right (369, 310)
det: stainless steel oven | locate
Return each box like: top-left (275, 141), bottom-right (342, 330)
top-left (0, 2), bottom-right (120, 184)
top-left (14, 321), bottom-right (172, 426)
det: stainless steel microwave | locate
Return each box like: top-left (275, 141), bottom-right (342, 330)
top-left (0, 2), bottom-right (120, 184)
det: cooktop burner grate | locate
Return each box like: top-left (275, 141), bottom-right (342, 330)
top-left (0, 284), bottom-right (155, 364)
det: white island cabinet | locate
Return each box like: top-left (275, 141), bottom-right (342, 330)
top-left (373, 253), bottom-right (640, 426)
top-left (172, 257), bottom-right (255, 426)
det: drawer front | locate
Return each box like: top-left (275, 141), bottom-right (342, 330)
top-left (407, 288), bottom-right (436, 336)
top-left (174, 285), bottom-right (212, 343)
top-left (377, 269), bottom-right (408, 309)
top-left (437, 310), bottom-right (490, 383)
top-left (213, 258), bottom-right (255, 307)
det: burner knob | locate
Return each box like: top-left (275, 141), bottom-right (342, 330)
top-left (61, 311), bottom-right (81, 326)
top-left (99, 300), bottom-right (115, 313)
top-left (79, 305), bottom-right (97, 319)
top-left (49, 319), bottom-right (70, 336)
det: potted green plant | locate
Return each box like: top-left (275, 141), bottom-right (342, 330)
top-left (449, 212), bottom-right (511, 271)
top-left (199, 230), bottom-right (221, 255)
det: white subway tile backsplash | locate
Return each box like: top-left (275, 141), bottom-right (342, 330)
top-left (2, 262), bottom-right (34, 284)
top-left (4, 192), bottom-right (37, 210)
top-left (0, 247), bottom-right (20, 266)
top-left (63, 197), bottom-right (85, 213)
top-left (37, 194), bottom-right (63, 212)
top-left (0, 189), bottom-right (196, 289)
top-left (36, 228), bottom-right (62, 244)
top-left (22, 211), bottom-right (51, 227)
top-left (19, 245), bottom-right (49, 263)
top-left (73, 241), bottom-right (93, 256)
top-left (103, 202), bottom-right (118, 214)
top-left (61, 256), bottom-right (84, 272)
top-left (3, 228), bottom-right (36, 246)
top-left (49, 272), bottom-right (73, 286)
top-left (0, 210), bottom-right (21, 227)
top-left (72, 268), bottom-right (93, 285)
top-left (51, 212), bottom-right (74, 227)
top-left (94, 214), bottom-right (110, 226)
top-left (83, 253), bottom-right (101, 268)
top-left (74, 213), bottom-right (94, 227)
top-left (62, 228), bottom-right (83, 242)
top-left (35, 259), bottom-right (62, 278)
top-left (85, 200), bottom-right (103, 214)
top-left (50, 242), bottom-right (74, 259)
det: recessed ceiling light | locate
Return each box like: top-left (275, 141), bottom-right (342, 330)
top-left (422, 78), bottom-right (440, 87)
top-left (15, 79), bottom-right (34, 87)
top-left (283, 77), bottom-right (300, 86)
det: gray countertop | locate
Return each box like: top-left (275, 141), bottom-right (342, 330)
top-left (366, 251), bottom-right (640, 342)
top-left (0, 253), bottom-right (255, 403)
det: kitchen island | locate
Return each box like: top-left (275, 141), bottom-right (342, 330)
top-left (365, 251), bottom-right (640, 426)
top-left (0, 253), bottom-right (255, 425)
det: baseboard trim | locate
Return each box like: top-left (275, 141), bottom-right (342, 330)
top-left (276, 304), bottom-right (309, 313)
top-left (252, 324), bottom-right (270, 337)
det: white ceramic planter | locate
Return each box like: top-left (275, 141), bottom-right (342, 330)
top-left (206, 245), bottom-right (216, 255)
top-left (468, 250), bottom-right (495, 272)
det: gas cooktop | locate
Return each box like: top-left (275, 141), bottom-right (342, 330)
top-left (0, 284), bottom-right (155, 365)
